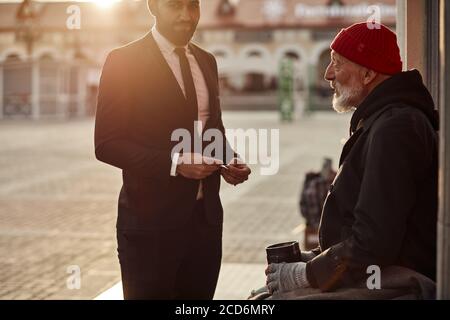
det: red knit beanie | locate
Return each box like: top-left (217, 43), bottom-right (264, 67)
top-left (330, 22), bottom-right (403, 75)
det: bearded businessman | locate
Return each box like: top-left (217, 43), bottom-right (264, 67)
top-left (94, 0), bottom-right (251, 299)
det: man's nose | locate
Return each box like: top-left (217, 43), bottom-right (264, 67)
top-left (179, 5), bottom-right (191, 21)
top-left (324, 62), bottom-right (334, 81)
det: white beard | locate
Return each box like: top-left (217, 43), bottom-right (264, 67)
top-left (332, 83), bottom-right (363, 113)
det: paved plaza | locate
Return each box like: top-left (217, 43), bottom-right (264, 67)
top-left (0, 111), bottom-right (351, 300)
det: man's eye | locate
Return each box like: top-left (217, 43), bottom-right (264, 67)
top-left (190, 2), bottom-right (200, 9)
top-left (168, 2), bottom-right (182, 9)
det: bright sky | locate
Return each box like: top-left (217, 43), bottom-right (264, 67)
top-left (0, 0), bottom-right (126, 3)
top-left (0, 0), bottom-right (128, 8)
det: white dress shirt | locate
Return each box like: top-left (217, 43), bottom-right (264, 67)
top-left (151, 27), bottom-right (210, 199)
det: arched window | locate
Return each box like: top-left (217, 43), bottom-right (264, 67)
top-left (213, 50), bottom-right (227, 58)
top-left (73, 50), bottom-right (88, 60)
top-left (328, 0), bottom-right (344, 6)
top-left (217, 0), bottom-right (236, 17)
top-left (39, 53), bottom-right (59, 115)
top-left (247, 50), bottom-right (263, 58)
top-left (3, 54), bottom-right (32, 116)
top-left (39, 53), bottom-right (55, 61)
top-left (4, 54), bottom-right (21, 62)
top-left (243, 73), bottom-right (267, 92)
top-left (283, 51), bottom-right (300, 61)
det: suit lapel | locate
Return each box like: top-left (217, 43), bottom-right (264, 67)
top-left (140, 32), bottom-right (191, 115)
top-left (139, 32), bottom-right (219, 130)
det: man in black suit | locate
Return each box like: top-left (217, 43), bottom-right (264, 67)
top-left (95, 0), bottom-right (251, 299)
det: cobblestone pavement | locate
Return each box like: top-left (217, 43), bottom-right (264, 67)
top-left (0, 111), bottom-right (351, 300)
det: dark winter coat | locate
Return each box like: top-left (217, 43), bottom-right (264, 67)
top-left (305, 70), bottom-right (439, 291)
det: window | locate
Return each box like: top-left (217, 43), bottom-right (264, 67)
top-left (283, 51), bottom-right (300, 61)
top-left (235, 31), bottom-right (273, 43)
top-left (213, 50), bottom-right (228, 58)
top-left (3, 54), bottom-right (32, 116)
top-left (247, 50), bottom-right (263, 58)
top-left (217, 0), bottom-right (236, 17)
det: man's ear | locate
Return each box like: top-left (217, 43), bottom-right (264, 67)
top-left (362, 68), bottom-right (378, 86)
top-left (147, 0), bottom-right (158, 17)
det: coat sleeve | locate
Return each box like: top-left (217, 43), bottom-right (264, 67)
top-left (94, 50), bottom-right (172, 182)
top-left (306, 113), bottom-right (431, 291)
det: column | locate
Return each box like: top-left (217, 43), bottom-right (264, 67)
top-left (396, 0), bottom-right (407, 67)
top-left (397, 0), bottom-right (427, 77)
top-left (31, 59), bottom-right (40, 120)
top-left (437, 0), bottom-right (450, 300)
top-left (77, 65), bottom-right (86, 117)
top-left (0, 65), bottom-right (3, 120)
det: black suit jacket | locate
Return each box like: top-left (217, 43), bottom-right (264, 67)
top-left (95, 32), bottom-right (232, 230)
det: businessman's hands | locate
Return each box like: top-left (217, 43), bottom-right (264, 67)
top-left (221, 158), bottom-right (251, 186)
top-left (176, 153), bottom-right (222, 180)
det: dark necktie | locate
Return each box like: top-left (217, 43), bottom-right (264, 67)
top-left (174, 47), bottom-right (198, 118)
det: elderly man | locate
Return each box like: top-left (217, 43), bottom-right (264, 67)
top-left (266, 22), bottom-right (439, 295)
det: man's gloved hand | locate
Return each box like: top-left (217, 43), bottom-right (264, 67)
top-left (265, 262), bottom-right (310, 294)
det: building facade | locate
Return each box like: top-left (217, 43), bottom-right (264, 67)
top-left (0, 0), bottom-right (396, 119)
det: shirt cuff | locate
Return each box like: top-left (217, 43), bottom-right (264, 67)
top-left (170, 152), bottom-right (180, 177)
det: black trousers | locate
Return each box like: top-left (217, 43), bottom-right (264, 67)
top-left (116, 200), bottom-right (222, 300)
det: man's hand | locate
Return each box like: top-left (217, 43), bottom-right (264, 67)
top-left (220, 158), bottom-right (251, 186)
top-left (265, 262), bottom-right (310, 294)
top-left (176, 153), bottom-right (222, 180)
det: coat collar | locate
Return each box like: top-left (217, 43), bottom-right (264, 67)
top-left (339, 104), bottom-right (394, 167)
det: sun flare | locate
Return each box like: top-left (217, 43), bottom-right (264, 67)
top-left (92, 0), bottom-right (120, 9)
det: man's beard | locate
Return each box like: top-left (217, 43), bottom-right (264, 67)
top-left (332, 82), bottom-right (363, 113)
top-left (161, 23), bottom-right (197, 46)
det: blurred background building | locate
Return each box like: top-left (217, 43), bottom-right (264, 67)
top-left (1, 0), bottom-right (450, 301)
top-left (0, 0), bottom-right (396, 119)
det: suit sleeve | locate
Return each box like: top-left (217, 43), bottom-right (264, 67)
top-left (306, 115), bottom-right (429, 291)
top-left (94, 50), bottom-right (172, 182)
